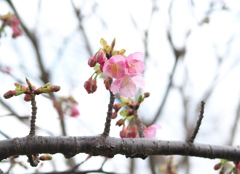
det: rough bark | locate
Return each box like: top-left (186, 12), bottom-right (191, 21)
top-left (0, 135), bottom-right (239, 162)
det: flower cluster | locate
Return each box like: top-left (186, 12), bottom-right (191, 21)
top-left (0, 13), bottom-right (22, 38)
top-left (84, 38), bottom-right (145, 97)
top-left (103, 52), bottom-right (145, 97)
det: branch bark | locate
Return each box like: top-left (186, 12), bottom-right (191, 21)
top-left (1, 136), bottom-right (240, 162)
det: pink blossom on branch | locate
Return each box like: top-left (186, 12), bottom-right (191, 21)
top-left (103, 52), bottom-right (145, 97)
top-left (126, 52), bottom-right (145, 74)
top-left (103, 55), bottom-right (127, 79)
top-left (110, 74), bottom-right (144, 97)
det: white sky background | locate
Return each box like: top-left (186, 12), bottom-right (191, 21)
top-left (1, 0), bottom-right (240, 173)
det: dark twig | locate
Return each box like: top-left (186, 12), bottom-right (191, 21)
top-left (102, 91), bottom-right (115, 138)
top-left (26, 78), bottom-right (39, 167)
top-left (26, 78), bottom-right (37, 136)
top-left (187, 101), bottom-right (205, 144)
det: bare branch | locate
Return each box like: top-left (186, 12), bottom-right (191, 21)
top-left (1, 136), bottom-right (240, 162)
top-left (187, 101), bottom-right (205, 144)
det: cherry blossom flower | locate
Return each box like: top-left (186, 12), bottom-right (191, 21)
top-left (126, 52), bottom-right (145, 74)
top-left (102, 55), bottom-right (127, 79)
top-left (144, 124), bottom-right (161, 139)
top-left (110, 74), bottom-right (144, 97)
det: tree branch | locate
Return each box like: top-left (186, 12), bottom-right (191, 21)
top-left (0, 136), bottom-right (240, 162)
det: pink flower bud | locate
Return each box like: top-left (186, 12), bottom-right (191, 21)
top-left (88, 56), bottom-right (97, 67)
top-left (24, 94), bottom-right (32, 102)
top-left (104, 76), bottom-right (113, 90)
top-left (129, 126), bottom-right (137, 138)
top-left (70, 105), bottom-right (80, 117)
top-left (113, 103), bottom-right (122, 112)
top-left (84, 78), bottom-right (97, 94)
top-left (49, 85), bottom-right (61, 92)
top-left (3, 90), bottom-right (17, 99)
top-left (96, 50), bottom-right (107, 64)
top-left (111, 111), bottom-right (118, 119)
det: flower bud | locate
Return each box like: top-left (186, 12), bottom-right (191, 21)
top-left (3, 90), bottom-right (18, 99)
top-left (88, 56), bottom-right (97, 67)
top-left (96, 50), bottom-right (107, 64)
top-left (84, 78), bottom-right (97, 94)
top-left (116, 119), bottom-right (124, 126)
top-left (144, 92), bottom-right (150, 98)
top-left (111, 111), bottom-right (118, 119)
top-left (113, 103), bottom-right (122, 112)
top-left (214, 163), bottom-right (222, 170)
top-left (39, 154), bottom-right (52, 161)
top-left (70, 105), bottom-right (80, 117)
top-left (49, 85), bottom-right (61, 92)
top-left (24, 94), bottom-right (32, 102)
top-left (104, 76), bottom-right (112, 90)
top-left (129, 126), bottom-right (137, 138)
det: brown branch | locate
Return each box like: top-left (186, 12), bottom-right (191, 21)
top-left (187, 101), bottom-right (205, 144)
top-left (136, 117), bottom-right (145, 138)
top-left (1, 136), bottom-right (240, 162)
top-left (102, 91), bottom-right (115, 137)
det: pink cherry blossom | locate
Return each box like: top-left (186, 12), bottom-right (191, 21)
top-left (70, 105), bottom-right (80, 117)
top-left (110, 74), bottom-right (145, 97)
top-left (103, 55), bottom-right (127, 79)
top-left (144, 124), bottom-right (161, 139)
top-left (126, 52), bottom-right (145, 74)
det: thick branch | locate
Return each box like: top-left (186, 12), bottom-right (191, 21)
top-left (0, 136), bottom-right (240, 162)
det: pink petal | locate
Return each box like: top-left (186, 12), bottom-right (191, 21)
top-left (103, 55), bottom-right (126, 79)
top-left (131, 74), bottom-right (145, 88)
top-left (110, 79), bottom-right (122, 94)
top-left (119, 76), bottom-right (136, 97)
top-left (127, 52), bottom-right (144, 61)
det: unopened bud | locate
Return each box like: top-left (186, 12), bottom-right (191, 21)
top-left (96, 50), bottom-right (107, 64)
top-left (3, 90), bottom-right (20, 99)
top-left (104, 76), bottom-right (112, 90)
top-left (113, 103), bottom-right (122, 112)
top-left (144, 92), bottom-right (150, 98)
top-left (39, 154), bottom-right (52, 161)
top-left (111, 112), bottom-right (118, 119)
top-left (49, 85), bottom-right (60, 92)
top-left (88, 56), bottom-right (97, 67)
top-left (84, 78), bottom-right (97, 94)
top-left (116, 119), bottom-right (124, 126)
top-left (24, 94), bottom-right (32, 102)
top-left (214, 163), bottom-right (222, 170)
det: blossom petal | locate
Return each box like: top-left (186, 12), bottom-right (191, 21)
top-left (103, 55), bottom-right (126, 79)
top-left (110, 79), bottom-right (122, 94)
top-left (127, 52), bottom-right (144, 61)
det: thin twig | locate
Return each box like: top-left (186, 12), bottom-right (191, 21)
top-left (102, 91), bottom-right (115, 137)
top-left (136, 117), bottom-right (145, 138)
top-left (187, 101), bottom-right (205, 144)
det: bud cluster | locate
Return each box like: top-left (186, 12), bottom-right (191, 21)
top-left (3, 79), bottom-right (60, 101)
